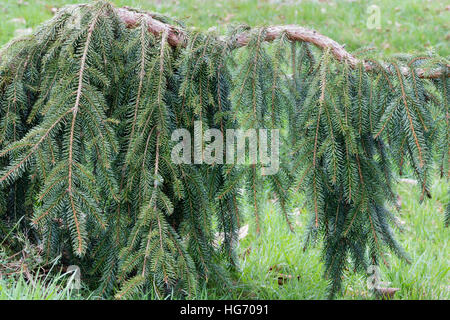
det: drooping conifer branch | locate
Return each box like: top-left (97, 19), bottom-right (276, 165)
top-left (0, 1), bottom-right (448, 300)
top-left (115, 7), bottom-right (448, 79)
top-left (116, 7), bottom-right (185, 47)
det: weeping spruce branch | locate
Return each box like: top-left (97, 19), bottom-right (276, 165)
top-left (0, 1), bottom-right (448, 299)
top-left (115, 6), bottom-right (448, 79)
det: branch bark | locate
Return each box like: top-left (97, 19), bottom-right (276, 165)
top-left (115, 7), bottom-right (448, 79)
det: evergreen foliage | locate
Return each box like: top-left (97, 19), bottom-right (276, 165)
top-left (0, 1), bottom-right (448, 298)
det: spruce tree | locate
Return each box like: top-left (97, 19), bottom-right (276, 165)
top-left (0, 1), bottom-right (448, 298)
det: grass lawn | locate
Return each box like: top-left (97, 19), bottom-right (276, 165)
top-left (0, 0), bottom-right (448, 300)
top-left (227, 177), bottom-right (449, 300)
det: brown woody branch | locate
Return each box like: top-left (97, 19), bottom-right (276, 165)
top-left (116, 7), bottom-right (448, 79)
top-left (116, 8), bottom-right (185, 47)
